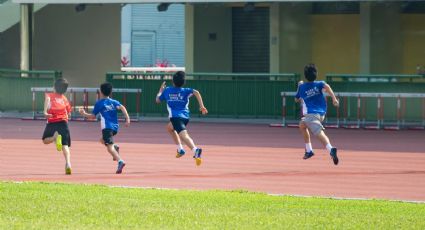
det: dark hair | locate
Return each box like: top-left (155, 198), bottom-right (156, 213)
top-left (100, 82), bottom-right (113, 96)
top-left (54, 78), bottom-right (69, 94)
top-left (304, 63), bottom-right (318, 82)
top-left (173, 71), bottom-right (185, 87)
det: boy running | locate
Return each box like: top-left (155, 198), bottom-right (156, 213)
top-left (42, 78), bottom-right (72, 174)
top-left (156, 71), bottom-right (208, 166)
top-left (79, 82), bottom-right (130, 174)
top-left (295, 64), bottom-right (340, 165)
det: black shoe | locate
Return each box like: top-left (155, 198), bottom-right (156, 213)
top-left (303, 151), bottom-right (314, 160)
top-left (116, 160), bottom-right (126, 174)
top-left (330, 148), bottom-right (339, 165)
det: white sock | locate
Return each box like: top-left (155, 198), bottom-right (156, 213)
top-left (192, 147), bottom-right (198, 153)
top-left (177, 144), bottom-right (184, 151)
top-left (326, 144), bottom-right (333, 152)
top-left (305, 143), bottom-right (313, 152)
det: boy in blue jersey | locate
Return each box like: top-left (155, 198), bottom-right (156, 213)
top-left (156, 71), bottom-right (208, 166)
top-left (79, 82), bottom-right (130, 173)
top-left (295, 64), bottom-right (340, 165)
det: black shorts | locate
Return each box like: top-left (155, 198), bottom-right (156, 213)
top-left (170, 117), bottom-right (189, 134)
top-left (42, 121), bottom-right (71, 147)
top-left (102, 129), bottom-right (117, 145)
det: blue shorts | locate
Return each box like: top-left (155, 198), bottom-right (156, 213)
top-left (170, 117), bottom-right (189, 134)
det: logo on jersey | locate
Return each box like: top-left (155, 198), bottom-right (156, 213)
top-left (305, 87), bottom-right (320, 98)
top-left (103, 104), bottom-right (115, 112)
top-left (54, 97), bottom-right (65, 105)
top-left (169, 93), bottom-right (184, 101)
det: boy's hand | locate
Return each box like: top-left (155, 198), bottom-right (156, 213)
top-left (160, 81), bottom-right (166, 91)
top-left (125, 118), bottom-right (130, 127)
top-left (44, 113), bottom-right (52, 118)
top-left (78, 108), bottom-right (85, 115)
top-left (332, 98), bottom-right (340, 107)
top-left (200, 107), bottom-right (208, 115)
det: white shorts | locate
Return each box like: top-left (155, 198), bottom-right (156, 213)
top-left (300, 114), bottom-right (325, 135)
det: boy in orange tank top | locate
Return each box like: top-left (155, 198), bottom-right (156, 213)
top-left (41, 78), bottom-right (73, 174)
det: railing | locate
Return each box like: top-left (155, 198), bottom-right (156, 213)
top-left (106, 72), bottom-right (300, 118)
top-left (277, 92), bottom-right (425, 130)
top-left (0, 68), bottom-right (61, 111)
top-left (326, 74), bottom-right (424, 83)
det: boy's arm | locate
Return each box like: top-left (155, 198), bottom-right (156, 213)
top-left (324, 83), bottom-right (339, 107)
top-left (118, 105), bottom-right (131, 127)
top-left (43, 95), bottom-right (52, 118)
top-left (155, 81), bottom-right (166, 104)
top-left (294, 81), bottom-right (303, 103)
top-left (79, 108), bottom-right (96, 119)
top-left (192, 90), bottom-right (208, 115)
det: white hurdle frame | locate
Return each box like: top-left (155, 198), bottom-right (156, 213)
top-left (30, 87), bottom-right (142, 121)
top-left (276, 92), bottom-right (425, 130)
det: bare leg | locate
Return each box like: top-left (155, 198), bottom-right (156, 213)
top-left (299, 122), bottom-right (311, 143)
top-left (316, 130), bottom-right (331, 147)
top-left (178, 130), bottom-right (196, 150)
top-left (317, 130), bottom-right (339, 165)
top-left (167, 122), bottom-right (182, 145)
top-left (42, 131), bottom-right (58, 144)
top-left (62, 145), bottom-right (72, 168)
top-left (106, 144), bottom-right (122, 162)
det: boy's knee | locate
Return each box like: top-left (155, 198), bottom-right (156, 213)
top-left (299, 122), bottom-right (307, 130)
top-left (166, 126), bottom-right (174, 133)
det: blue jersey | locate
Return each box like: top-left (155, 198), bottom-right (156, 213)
top-left (92, 98), bottom-right (122, 131)
top-left (159, 87), bottom-right (194, 119)
top-left (295, 81), bottom-right (327, 116)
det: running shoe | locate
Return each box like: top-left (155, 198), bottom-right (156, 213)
top-left (330, 148), bottom-right (339, 165)
top-left (193, 148), bottom-right (202, 166)
top-left (116, 160), bottom-right (126, 174)
top-left (303, 151), bottom-right (314, 160)
top-left (176, 149), bottom-right (186, 158)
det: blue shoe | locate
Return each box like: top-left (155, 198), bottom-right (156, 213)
top-left (330, 148), bottom-right (339, 165)
top-left (193, 148), bottom-right (202, 166)
top-left (176, 149), bottom-right (186, 158)
top-left (303, 151), bottom-right (314, 160)
top-left (116, 160), bottom-right (126, 174)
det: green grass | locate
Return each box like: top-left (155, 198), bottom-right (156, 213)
top-left (0, 182), bottom-right (424, 229)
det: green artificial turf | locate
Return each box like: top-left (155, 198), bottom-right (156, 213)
top-left (0, 182), bottom-right (424, 229)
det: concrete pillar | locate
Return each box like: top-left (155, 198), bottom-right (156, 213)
top-left (20, 3), bottom-right (33, 71)
top-left (269, 3), bottom-right (280, 73)
top-left (359, 2), bottom-right (371, 74)
top-left (370, 2), bottom-right (402, 73)
top-left (185, 4), bottom-right (194, 73)
top-left (279, 2), bottom-right (312, 74)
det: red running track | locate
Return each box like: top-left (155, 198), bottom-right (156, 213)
top-left (0, 118), bottom-right (424, 202)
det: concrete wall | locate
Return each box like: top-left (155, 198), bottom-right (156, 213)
top-left (0, 24), bottom-right (20, 69)
top-left (193, 4), bottom-right (232, 72)
top-left (279, 2), bottom-right (312, 74)
top-left (401, 14), bottom-right (425, 74)
top-left (311, 14), bottom-right (360, 77)
top-left (33, 4), bottom-right (121, 87)
top-left (370, 2), bottom-right (403, 74)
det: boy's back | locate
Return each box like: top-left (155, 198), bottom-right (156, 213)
top-left (159, 87), bottom-right (194, 119)
top-left (93, 98), bottom-right (121, 131)
top-left (296, 81), bottom-right (327, 116)
top-left (46, 93), bottom-right (71, 123)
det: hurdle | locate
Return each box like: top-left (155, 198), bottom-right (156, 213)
top-left (28, 87), bottom-right (142, 121)
top-left (273, 92), bottom-right (425, 130)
